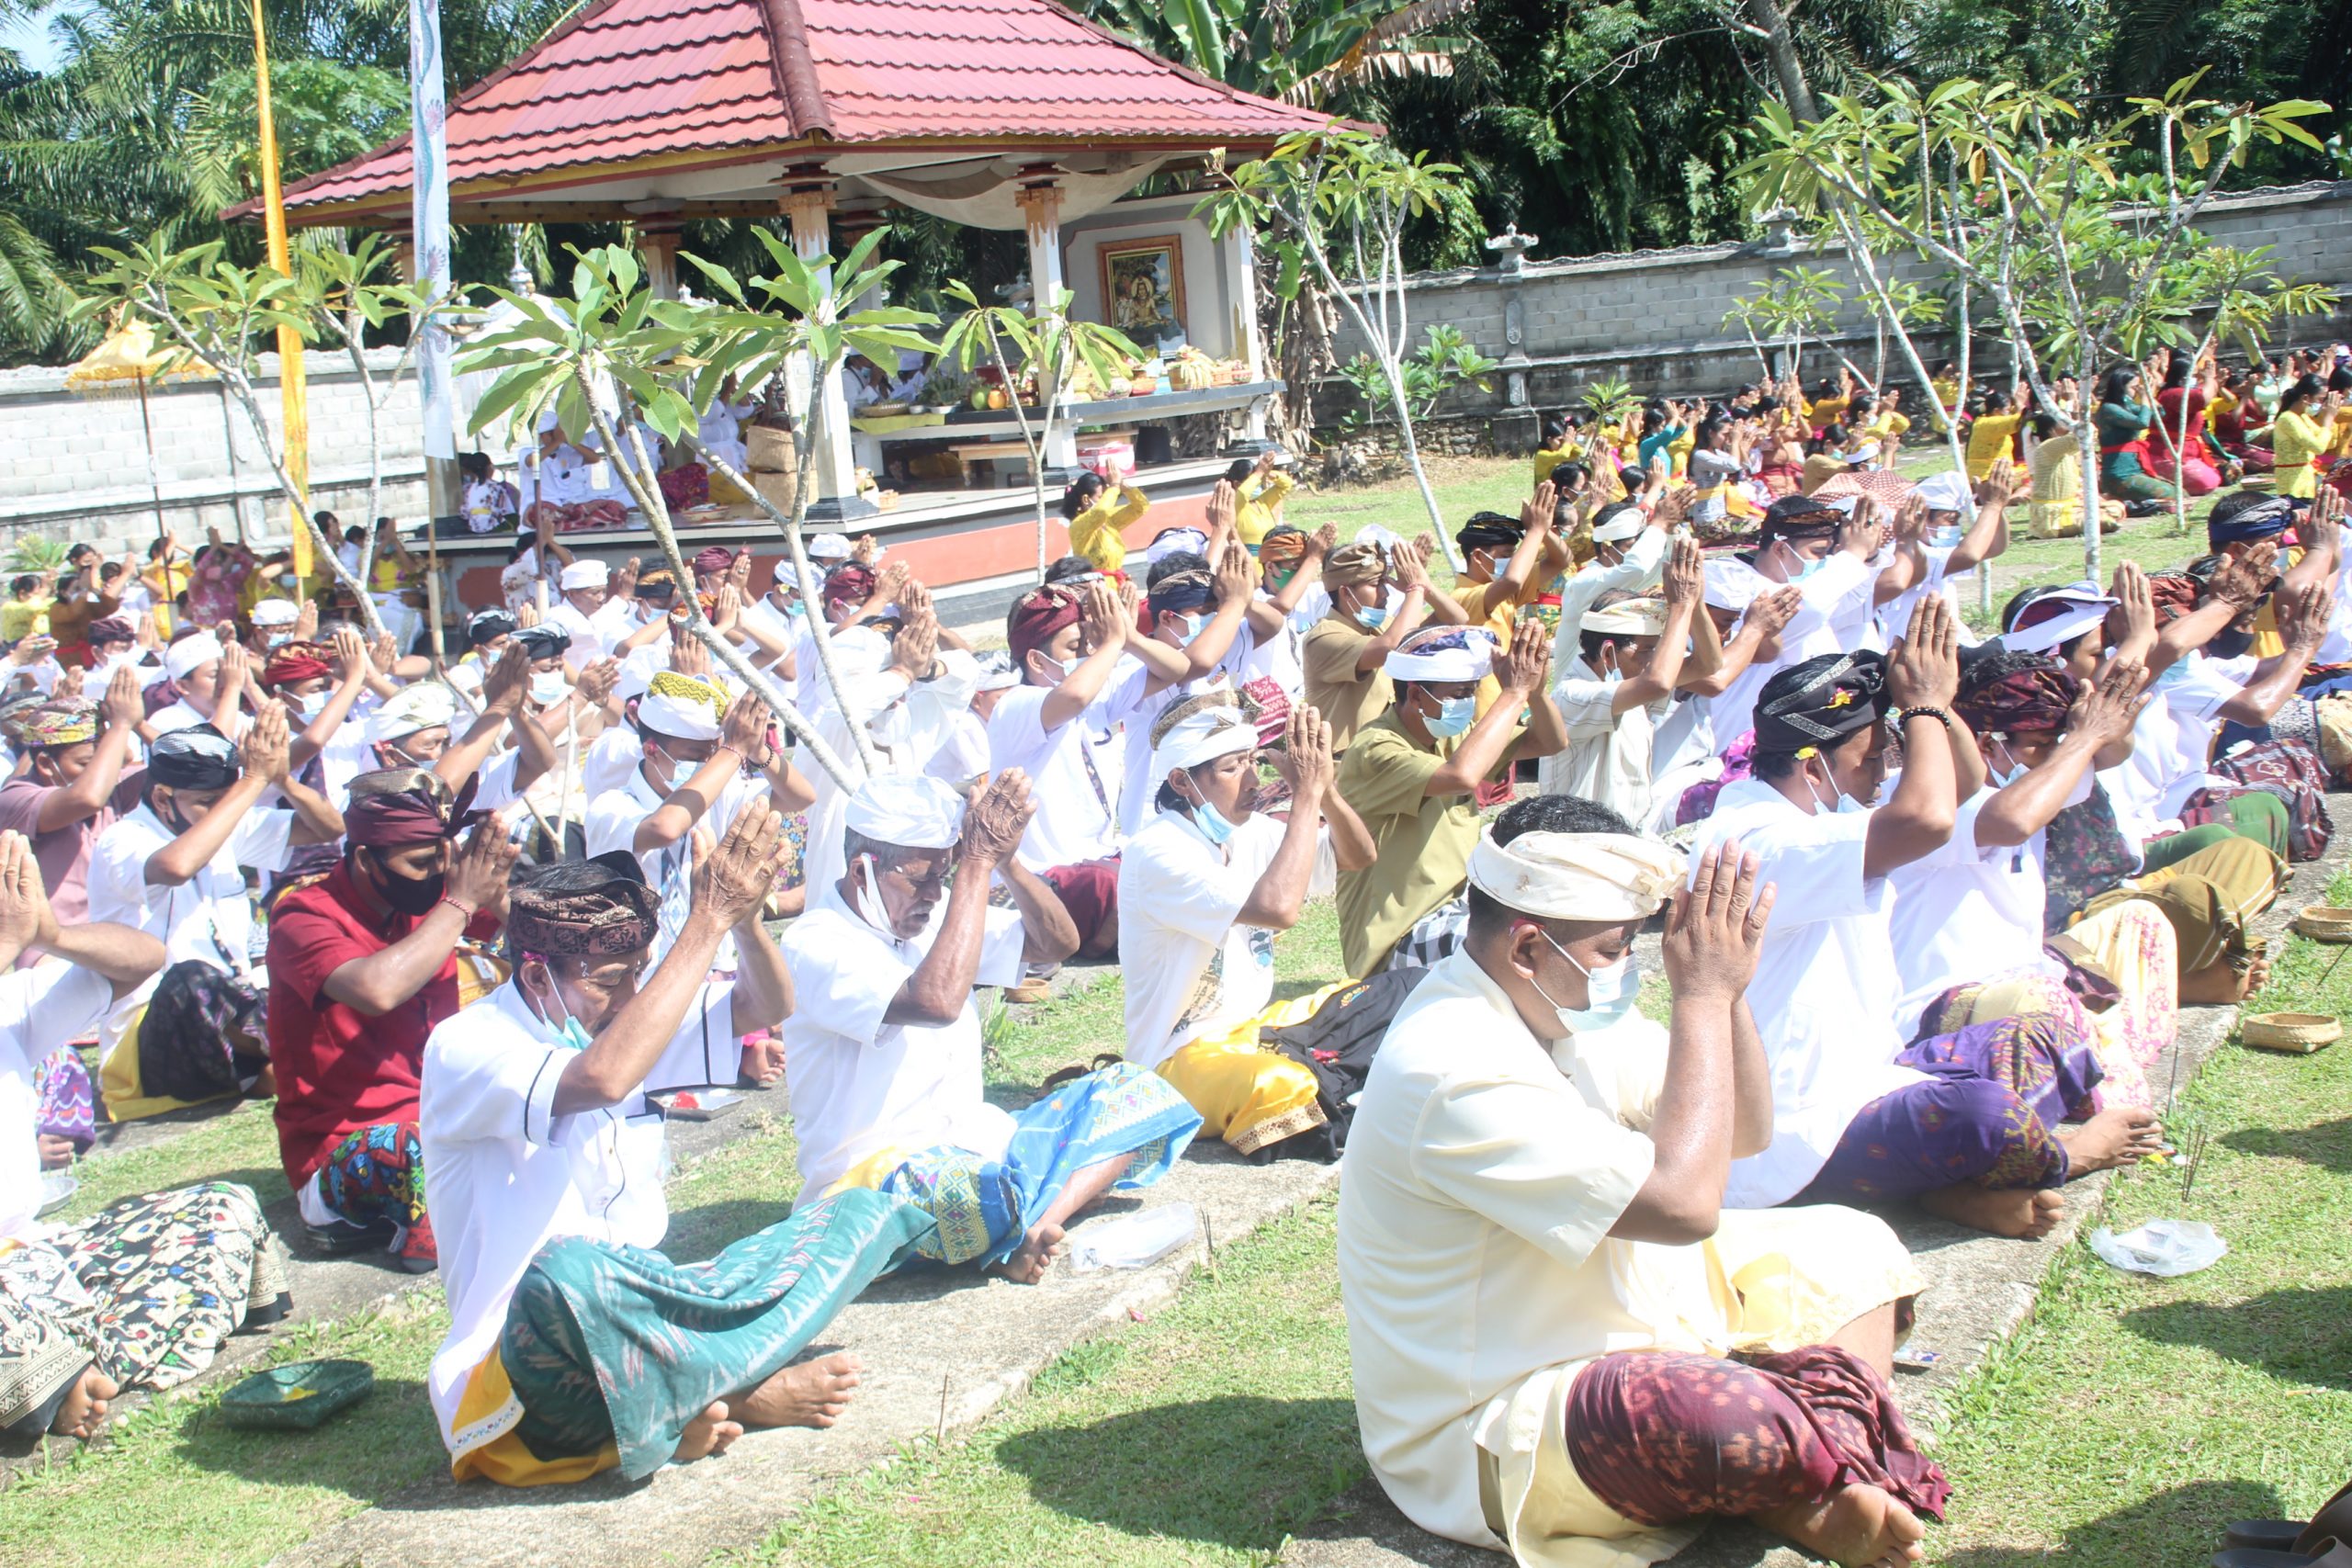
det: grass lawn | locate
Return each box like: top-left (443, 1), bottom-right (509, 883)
top-left (1928, 868), bottom-right (2352, 1566)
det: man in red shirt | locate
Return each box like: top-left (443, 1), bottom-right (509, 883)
top-left (266, 768), bottom-right (518, 1269)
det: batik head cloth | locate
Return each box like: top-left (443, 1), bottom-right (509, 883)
top-left (1955, 651), bottom-right (2078, 736)
top-left (1006, 584), bottom-right (1084, 666)
top-left (2207, 491), bottom-right (2295, 549)
top-left (1257, 526), bottom-right (1308, 569)
top-left (344, 767), bottom-right (480, 849)
top-left (1385, 625), bottom-right (1499, 683)
top-left (148, 724), bottom-right (241, 790)
top-left (17, 699), bottom-right (97, 749)
top-left (1321, 542), bottom-right (1386, 589)
top-left (508, 852), bottom-right (661, 957)
top-left (693, 546), bottom-right (738, 577)
top-left (261, 643), bottom-right (333, 689)
top-left (1753, 650), bottom-right (1889, 756)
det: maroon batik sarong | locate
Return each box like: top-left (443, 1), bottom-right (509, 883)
top-left (1565, 1346), bottom-right (1951, 1528)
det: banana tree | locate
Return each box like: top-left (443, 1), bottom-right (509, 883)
top-left (932, 283), bottom-right (1144, 581)
top-left (458, 235), bottom-right (937, 788)
top-left (74, 234), bottom-right (460, 641)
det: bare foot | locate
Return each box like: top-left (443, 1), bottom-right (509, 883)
top-left (1758, 1483), bottom-right (1927, 1568)
top-left (1918, 1184), bottom-right (2064, 1239)
top-left (51, 1366), bottom-right (118, 1440)
top-left (733, 1351), bottom-right (862, 1429)
top-left (989, 1221), bottom-right (1065, 1285)
top-left (2243, 953), bottom-right (2273, 994)
top-left (671, 1400), bottom-right (742, 1462)
top-left (2058, 1107), bottom-right (2165, 1174)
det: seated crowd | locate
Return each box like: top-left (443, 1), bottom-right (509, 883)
top-left (4, 349), bottom-right (2345, 1568)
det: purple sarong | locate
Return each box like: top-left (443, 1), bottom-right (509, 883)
top-left (1566, 1346), bottom-right (1951, 1528)
top-left (1798, 1012), bottom-right (2100, 1203)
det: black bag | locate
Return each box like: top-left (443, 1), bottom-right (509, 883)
top-left (137, 959), bottom-right (266, 1105)
top-left (1246, 966), bottom-right (1430, 1163)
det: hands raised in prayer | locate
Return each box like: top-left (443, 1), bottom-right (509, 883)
top-left (2279, 579), bottom-right (2331, 654)
top-left (1521, 480), bottom-right (1557, 537)
top-left (1886, 592), bottom-right (1961, 711)
top-left (331, 626), bottom-right (370, 689)
top-left (1204, 478), bottom-right (1238, 537)
top-left (1838, 498), bottom-right (1884, 560)
top-left (2106, 560), bottom-right (2156, 652)
top-left (1746, 583), bottom-right (1803, 638)
top-left (2068, 659), bottom-right (2150, 750)
top-left (1283, 704), bottom-right (1336, 808)
top-left (1652, 481), bottom-right (1697, 529)
top-left (1214, 537), bottom-right (1254, 604)
top-left (1307, 522), bottom-right (1340, 559)
top-left (670, 623), bottom-right (712, 680)
top-left (720, 689), bottom-right (773, 765)
top-left (2210, 541), bottom-right (2278, 608)
top-left (1976, 457), bottom-right (2017, 512)
top-left (481, 642), bottom-right (532, 716)
top-left (1662, 536), bottom-right (1703, 606)
top-left (446, 812), bottom-right (519, 919)
top-left (576, 657), bottom-right (620, 708)
top-left (1660, 839), bottom-right (1773, 1005)
top-left (242, 697), bottom-right (294, 785)
top-left (960, 769), bottom-right (1035, 865)
top-left (690, 797), bottom-right (787, 930)
top-left (0, 831), bottom-right (59, 958)
top-left (889, 586), bottom-right (940, 685)
top-left (101, 664), bottom-right (142, 732)
top-left (1496, 617), bottom-right (1552, 697)
top-left (1081, 578), bottom-right (1135, 656)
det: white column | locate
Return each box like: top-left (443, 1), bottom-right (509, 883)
top-left (639, 224), bottom-right (682, 301)
top-left (780, 172), bottom-right (865, 516)
top-left (1015, 172), bottom-right (1079, 474)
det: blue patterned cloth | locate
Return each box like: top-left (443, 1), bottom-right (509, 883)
top-left (877, 1063), bottom-right (1203, 1268)
top-left (499, 1188), bottom-right (933, 1481)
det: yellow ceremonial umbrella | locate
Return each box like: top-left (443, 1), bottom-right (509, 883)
top-left (64, 318), bottom-right (211, 633)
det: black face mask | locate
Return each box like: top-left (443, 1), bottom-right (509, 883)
top-left (2210, 626), bottom-right (2257, 660)
top-left (361, 849), bottom-right (447, 916)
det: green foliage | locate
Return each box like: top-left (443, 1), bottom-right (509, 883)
top-left (1336, 321), bottom-right (1498, 428)
top-left (6, 534), bottom-right (70, 575)
top-left (1578, 375), bottom-right (1639, 430)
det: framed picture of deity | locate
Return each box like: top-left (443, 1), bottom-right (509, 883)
top-left (1099, 235), bottom-right (1188, 345)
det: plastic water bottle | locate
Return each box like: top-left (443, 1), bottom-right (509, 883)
top-left (1070, 1203), bottom-right (1198, 1272)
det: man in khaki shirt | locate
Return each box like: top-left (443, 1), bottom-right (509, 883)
top-left (1332, 621), bottom-right (1568, 977)
top-left (1304, 535), bottom-right (1464, 751)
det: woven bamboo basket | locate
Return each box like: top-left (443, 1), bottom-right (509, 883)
top-left (2293, 905), bottom-right (2352, 942)
top-left (2241, 1011), bottom-right (2342, 1054)
top-left (747, 423), bottom-right (798, 475)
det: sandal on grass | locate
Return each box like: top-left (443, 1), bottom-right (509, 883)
top-left (2213, 1539), bottom-right (2352, 1568)
top-left (2226, 1480), bottom-right (2352, 1558)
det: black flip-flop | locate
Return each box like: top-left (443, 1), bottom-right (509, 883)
top-left (2227, 1481), bottom-right (2352, 1558)
top-left (2213, 1538), bottom-right (2352, 1568)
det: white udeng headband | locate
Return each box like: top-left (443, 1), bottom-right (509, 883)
top-left (1466, 829), bottom-right (1686, 921)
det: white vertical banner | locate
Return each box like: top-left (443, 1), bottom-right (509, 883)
top-left (409, 0), bottom-right (456, 463)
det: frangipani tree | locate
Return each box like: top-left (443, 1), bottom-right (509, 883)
top-left (1202, 128), bottom-right (1474, 552)
top-left (932, 283), bottom-right (1143, 581)
top-left (458, 234), bottom-right (937, 787)
top-left (74, 233), bottom-right (459, 640)
top-left (1741, 70), bottom-right (2331, 577)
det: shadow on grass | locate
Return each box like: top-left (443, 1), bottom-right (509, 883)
top-left (2121, 1284), bottom-right (2352, 1390)
top-left (1939, 1479), bottom-right (2291, 1568)
top-left (65, 1165), bottom-right (289, 1228)
top-left (2222, 1115), bottom-right (2352, 1174)
top-left (993, 1394), bottom-right (1362, 1551)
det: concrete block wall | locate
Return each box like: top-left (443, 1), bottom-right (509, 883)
top-left (1325, 180), bottom-right (2352, 445)
top-left (0, 346), bottom-right (434, 558)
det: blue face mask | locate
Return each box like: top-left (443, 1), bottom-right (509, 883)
top-left (1354, 594), bottom-right (1394, 632)
top-left (1191, 797), bottom-right (1240, 846)
top-left (1425, 694), bottom-right (1476, 739)
top-left (1175, 612), bottom-right (1209, 647)
top-left (1805, 766), bottom-right (1865, 815)
top-left (267, 633), bottom-right (293, 649)
top-left (1531, 929), bottom-right (1639, 1036)
top-left (535, 969), bottom-right (595, 1052)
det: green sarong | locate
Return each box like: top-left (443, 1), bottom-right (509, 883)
top-left (499, 1188), bottom-right (933, 1480)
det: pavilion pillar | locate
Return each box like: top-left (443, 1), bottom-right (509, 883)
top-left (779, 165), bottom-right (870, 522)
top-left (638, 221), bottom-right (684, 301)
top-left (1015, 169), bottom-right (1079, 479)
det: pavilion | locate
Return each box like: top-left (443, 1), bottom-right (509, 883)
top-left (244, 0), bottom-right (1350, 613)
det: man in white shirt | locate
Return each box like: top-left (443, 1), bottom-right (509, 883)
top-left (422, 803), bottom-right (926, 1486)
top-left (85, 708), bottom-right (344, 1121)
top-left (1697, 603), bottom-right (2124, 1239)
top-left (988, 578), bottom-right (1193, 956)
top-left (1115, 537), bottom-right (1283, 835)
top-left (1544, 536), bottom-right (1718, 827)
top-left (544, 558), bottom-right (623, 668)
top-left (1706, 495), bottom-right (1896, 750)
top-left (1340, 799), bottom-right (1939, 1568)
top-left (1119, 698), bottom-right (1371, 1154)
top-left (518, 422), bottom-right (628, 533)
top-left (584, 673), bottom-right (812, 964)
top-left (785, 773), bottom-right (1196, 1282)
top-left (148, 631), bottom-right (251, 740)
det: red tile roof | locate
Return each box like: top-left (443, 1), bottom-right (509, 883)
top-left (257, 0), bottom-right (1345, 222)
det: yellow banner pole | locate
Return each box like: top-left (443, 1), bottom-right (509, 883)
top-left (253, 0), bottom-right (312, 582)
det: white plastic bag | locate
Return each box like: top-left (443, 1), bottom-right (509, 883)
top-left (2088, 1218), bottom-right (2228, 1277)
top-left (1070, 1203), bottom-right (1198, 1273)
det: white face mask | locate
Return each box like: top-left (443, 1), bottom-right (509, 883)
top-left (529, 671), bottom-right (570, 706)
top-left (1804, 763), bottom-right (1865, 815)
